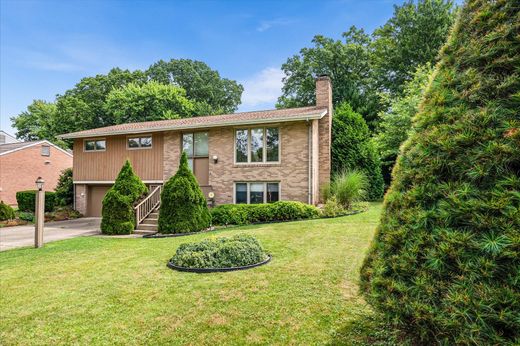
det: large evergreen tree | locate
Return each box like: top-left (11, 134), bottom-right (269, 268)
top-left (360, 1), bottom-right (519, 344)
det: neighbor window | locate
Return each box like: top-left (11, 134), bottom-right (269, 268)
top-left (234, 182), bottom-right (280, 204)
top-left (183, 132), bottom-right (208, 170)
top-left (127, 136), bottom-right (152, 149)
top-left (41, 145), bottom-right (50, 156)
top-left (84, 139), bottom-right (106, 152)
top-left (235, 127), bottom-right (279, 163)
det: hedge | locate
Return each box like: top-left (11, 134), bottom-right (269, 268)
top-left (360, 1), bottom-right (520, 344)
top-left (170, 234), bottom-right (267, 269)
top-left (0, 201), bottom-right (15, 221)
top-left (16, 190), bottom-right (56, 212)
top-left (211, 201), bottom-right (320, 226)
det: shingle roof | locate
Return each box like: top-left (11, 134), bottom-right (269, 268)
top-left (59, 106), bottom-right (328, 139)
top-left (0, 140), bottom-right (73, 156)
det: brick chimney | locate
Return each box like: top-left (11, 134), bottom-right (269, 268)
top-left (316, 75), bottom-right (332, 198)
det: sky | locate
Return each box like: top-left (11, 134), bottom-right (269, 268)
top-left (0, 0), bottom-right (404, 136)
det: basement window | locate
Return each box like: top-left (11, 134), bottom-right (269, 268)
top-left (234, 182), bottom-right (280, 204)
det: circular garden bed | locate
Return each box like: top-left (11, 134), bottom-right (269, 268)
top-left (167, 234), bottom-right (270, 273)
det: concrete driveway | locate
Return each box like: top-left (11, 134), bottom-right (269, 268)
top-left (0, 217), bottom-right (101, 251)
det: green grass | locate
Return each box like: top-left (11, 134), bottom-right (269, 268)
top-left (0, 202), bottom-right (402, 345)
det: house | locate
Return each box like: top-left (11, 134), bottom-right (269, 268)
top-left (0, 140), bottom-right (73, 206)
top-left (59, 76), bottom-right (333, 218)
top-left (0, 130), bottom-right (20, 144)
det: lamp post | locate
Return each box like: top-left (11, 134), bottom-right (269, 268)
top-left (35, 177), bottom-right (45, 248)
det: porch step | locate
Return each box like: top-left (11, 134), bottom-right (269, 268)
top-left (135, 224), bottom-right (158, 232)
top-left (149, 212), bottom-right (159, 218)
top-left (134, 229), bottom-right (157, 235)
top-left (142, 218), bottom-right (158, 225)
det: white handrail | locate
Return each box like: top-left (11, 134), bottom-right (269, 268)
top-left (134, 185), bottom-right (162, 227)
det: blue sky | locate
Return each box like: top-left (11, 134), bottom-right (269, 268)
top-left (1, 0), bottom-right (404, 135)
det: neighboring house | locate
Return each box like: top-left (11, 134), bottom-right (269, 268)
top-left (0, 130), bottom-right (20, 144)
top-left (59, 76), bottom-right (333, 217)
top-left (0, 140), bottom-right (73, 206)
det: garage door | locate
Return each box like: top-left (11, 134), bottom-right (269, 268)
top-left (87, 185), bottom-right (111, 217)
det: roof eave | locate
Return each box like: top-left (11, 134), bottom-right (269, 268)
top-left (58, 110), bottom-right (327, 139)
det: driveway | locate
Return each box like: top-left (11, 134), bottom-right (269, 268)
top-left (0, 218), bottom-right (101, 251)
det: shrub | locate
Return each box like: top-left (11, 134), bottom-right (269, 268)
top-left (112, 160), bottom-right (147, 201)
top-left (100, 190), bottom-right (135, 235)
top-left (321, 196), bottom-right (343, 218)
top-left (18, 212), bottom-right (34, 222)
top-left (331, 169), bottom-right (368, 209)
top-left (158, 152), bottom-right (211, 233)
top-left (331, 103), bottom-right (384, 200)
top-left (360, 1), bottom-right (520, 344)
top-left (16, 190), bottom-right (56, 212)
top-left (170, 234), bottom-right (268, 269)
top-left (54, 168), bottom-right (74, 206)
top-left (100, 160), bottom-right (146, 235)
top-left (211, 201), bottom-right (320, 226)
top-left (0, 201), bottom-right (15, 221)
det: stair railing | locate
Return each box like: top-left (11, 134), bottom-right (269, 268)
top-left (134, 185), bottom-right (162, 227)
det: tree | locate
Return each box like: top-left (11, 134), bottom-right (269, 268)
top-left (277, 27), bottom-right (382, 128)
top-left (374, 63), bottom-right (434, 185)
top-left (158, 152), bottom-right (211, 234)
top-left (371, 0), bottom-right (455, 96)
top-left (332, 103), bottom-right (384, 200)
top-left (112, 159), bottom-right (147, 201)
top-left (104, 82), bottom-right (196, 123)
top-left (360, 1), bottom-right (519, 344)
top-left (54, 168), bottom-right (74, 206)
top-left (147, 59), bottom-right (243, 114)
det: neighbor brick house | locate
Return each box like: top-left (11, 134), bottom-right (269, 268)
top-left (0, 140), bottom-right (73, 206)
top-left (60, 76), bottom-right (333, 218)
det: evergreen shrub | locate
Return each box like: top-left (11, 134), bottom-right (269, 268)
top-left (0, 201), bottom-right (15, 221)
top-left (16, 190), bottom-right (56, 212)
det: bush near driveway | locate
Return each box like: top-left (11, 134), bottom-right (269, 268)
top-left (16, 190), bottom-right (56, 213)
top-left (211, 201), bottom-right (320, 226)
top-left (170, 234), bottom-right (268, 269)
top-left (54, 168), bottom-right (74, 207)
top-left (101, 160), bottom-right (147, 235)
top-left (158, 152), bottom-right (211, 233)
top-left (0, 201), bottom-right (15, 221)
top-left (360, 1), bottom-right (520, 344)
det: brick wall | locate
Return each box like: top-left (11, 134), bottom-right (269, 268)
top-left (162, 121), bottom-right (315, 205)
top-left (316, 76), bottom-right (333, 201)
top-left (74, 184), bottom-right (87, 215)
top-left (0, 144), bottom-right (73, 206)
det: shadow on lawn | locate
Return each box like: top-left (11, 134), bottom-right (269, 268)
top-left (328, 313), bottom-right (415, 346)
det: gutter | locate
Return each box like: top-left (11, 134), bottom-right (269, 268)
top-left (58, 111), bottom-right (327, 139)
top-left (308, 119), bottom-right (313, 205)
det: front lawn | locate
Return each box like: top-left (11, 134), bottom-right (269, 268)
top-left (0, 202), bottom-right (398, 345)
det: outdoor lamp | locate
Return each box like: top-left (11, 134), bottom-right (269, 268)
top-left (212, 155), bottom-right (218, 163)
top-left (35, 177), bottom-right (45, 191)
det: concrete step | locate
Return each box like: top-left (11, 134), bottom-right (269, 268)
top-left (149, 212), bottom-right (159, 218)
top-left (142, 218), bottom-right (158, 225)
top-left (135, 224), bottom-right (158, 232)
top-left (134, 229), bottom-right (157, 235)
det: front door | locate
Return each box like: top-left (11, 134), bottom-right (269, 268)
top-left (182, 132), bottom-right (209, 186)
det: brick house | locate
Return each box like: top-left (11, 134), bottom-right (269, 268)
top-left (60, 76), bottom-right (333, 219)
top-left (0, 140), bottom-right (73, 206)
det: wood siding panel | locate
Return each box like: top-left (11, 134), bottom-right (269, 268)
top-left (73, 133), bottom-right (164, 181)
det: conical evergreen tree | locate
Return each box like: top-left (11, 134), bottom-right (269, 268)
top-left (112, 159), bottom-right (147, 200)
top-left (360, 1), bottom-right (520, 344)
top-left (158, 152), bottom-right (211, 233)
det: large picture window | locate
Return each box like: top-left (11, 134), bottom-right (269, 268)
top-left (235, 127), bottom-right (279, 163)
top-left (234, 182), bottom-right (280, 204)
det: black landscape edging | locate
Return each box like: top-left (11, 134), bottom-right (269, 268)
top-left (167, 255), bottom-right (272, 273)
top-left (142, 226), bottom-right (216, 238)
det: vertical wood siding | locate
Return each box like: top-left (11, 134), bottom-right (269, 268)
top-left (73, 133), bottom-right (164, 181)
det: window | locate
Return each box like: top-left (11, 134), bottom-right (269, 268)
top-left (234, 182), bottom-right (280, 204)
top-left (234, 127), bottom-right (280, 163)
top-left (183, 132), bottom-right (209, 170)
top-left (84, 139), bottom-right (106, 152)
top-left (127, 136), bottom-right (152, 149)
top-left (41, 145), bottom-right (50, 156)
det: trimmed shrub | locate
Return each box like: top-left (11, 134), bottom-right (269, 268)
top-left (100, 160), bottom-right (146, 235)
top-left (112, 160), bottom-right (147, 201)
top-left (170, 234), bottom-right (268, 269)
top-left (360, 1), bottom-right (520, 344)
top-left (331, 169), bottom-right (368, 209)
top-left (18, 212), bottom-right (34, 222)
top-left (211, 201), bottom-right (320, 226)
top-left (100, 190), bottom-right (135, 235)
top-left (54, 168), bottom-right (74, 206)
top-left (16, 190), bottom-right (56, 212)
top-left (331, 103), bottom-right (384, 200)
top-left (0, 201), bottom-right (15, 221)
top-left (158, 152), bottom-right (211, 233)
top-left (321, 196), bottom-right (343, 218)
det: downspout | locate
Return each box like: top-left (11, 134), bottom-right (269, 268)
top-left (307, 119), bottom-right (313, 205)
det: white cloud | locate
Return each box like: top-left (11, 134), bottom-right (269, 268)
top-left (240, 67), bottom-right (284, 109)
top-left (256, 18), bottom-right (295, 32)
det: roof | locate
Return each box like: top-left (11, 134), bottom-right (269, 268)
top-left (0, 130), bottom-right (19, 144)
top-left (0, 140), bottom-right (73, 157)
top-left (59, 106), bottom-right (328, 139)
